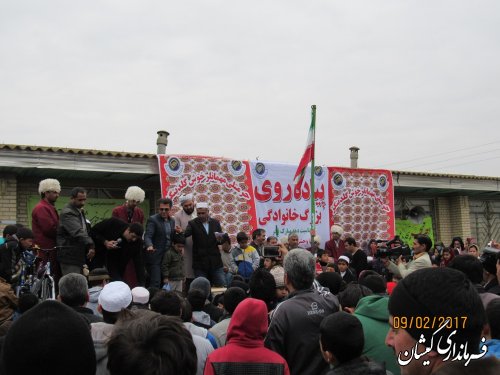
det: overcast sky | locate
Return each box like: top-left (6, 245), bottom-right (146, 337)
top-left (1, 1), bottom-right (499, 177)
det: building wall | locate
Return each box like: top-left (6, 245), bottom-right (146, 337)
top-left (0, 174), bottom-right (17, 231)
top-left (1, 176), bottom-right (161, 231)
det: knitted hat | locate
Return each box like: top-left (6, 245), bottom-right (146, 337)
top-left (125, 186), bottom-right (145, 203)
top-left (270, 266), bottom-right (286, 288)
top-left (2, 300), bottom-right (96, 375)
top-left (98, 281), bottom-right (132, 313)
top-left (131, 287), bottom-right (150, 305)
top-left (388, 267), bottom-right (484, 353)
top-left (316, 272), bottom-right (343, 295)
top-left (38, 178), bottom-right (61, 194)
top-left (189, 277), bottom-right (211, 299)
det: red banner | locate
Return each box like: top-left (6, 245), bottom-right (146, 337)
top-left (158, 155), bottom-right (258, 243)
top-left (328, 167), bottom-right (395, 247)
top-left (158, 155), bottom-right (395, 248)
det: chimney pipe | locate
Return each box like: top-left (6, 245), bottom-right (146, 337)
top-left (349, 146), bottom-right (359, 168)
top-left (156, 130), bottom-right (170, 154)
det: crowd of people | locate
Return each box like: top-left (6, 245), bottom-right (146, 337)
top-left (0, 178), bottom-right (500, 374)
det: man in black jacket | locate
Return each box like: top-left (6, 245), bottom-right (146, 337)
top-left (184, 202), bottom-right (226, 287)
top-left (56, 187), bottom-right (95, 275)
top-left (91, 217), bottom-right (145, 286)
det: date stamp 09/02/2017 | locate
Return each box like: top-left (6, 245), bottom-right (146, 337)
top-left (392, 316), bottom-right (468, 330)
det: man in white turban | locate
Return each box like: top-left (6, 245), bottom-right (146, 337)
top-left (32, 179), bottom-right (62, 278)
top-left (112, 186), bottom-right (146, 286)
top-left (112, 186), bottom-right (145, 224)
top-left (174, 194), bottom-right (196, 283)
top-left (324, 225), bottom-right (345, 262)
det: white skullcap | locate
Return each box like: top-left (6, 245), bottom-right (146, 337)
top-left (338, 255), bottom-right (350, 264)
top-left (197, 202), bottom-right (209, 209)
top-left (38, 179), bottom-right (61, 194)
top-left (313, 235), bottom-right (321, 244)
top-left (98, 281), bottom-right (132, 313)
top-left (179, 194), bottom-right (194, 205)
top-left (131, 287), bottom-right (150, 305)
top-left (331, 225), bottom-right (344, 235)
top-left (125, 186), bottom-right (145, 203)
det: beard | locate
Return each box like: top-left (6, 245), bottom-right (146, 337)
top-left (183, 207), bottom-right (195, 215)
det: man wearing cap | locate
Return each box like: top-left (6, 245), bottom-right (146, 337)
top-left (31, 179), bottom-right (61, 272)
top-left (91, 281), bottom-right (132, 374)
top-left (57, 187), bottom-right (95, 276)
top-left (174, 194), bottom-right (196, 286)
top-left (386, 267), bottom-right (499, 374)
top-left (130, 286), bottom-right (150, 309)
top-left (184, 203), bottom-right (226, 287)
top-left (144, 198), bottom-right (178, 288)
top-left (112, 186), bottom-right (145, 224)
top-left (324, 225), bottom-right (345, 262)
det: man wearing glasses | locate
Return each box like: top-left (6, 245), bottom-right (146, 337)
top-left (144, 198), bottom-right (178, 288)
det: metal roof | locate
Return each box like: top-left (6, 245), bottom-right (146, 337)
top-left (0, 144), bottom-right (499, 197)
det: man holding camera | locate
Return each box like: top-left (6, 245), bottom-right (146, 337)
top-left (383, 235), bottom-right (432, 279)
top-left (481, 246), bottom-right (500, 295)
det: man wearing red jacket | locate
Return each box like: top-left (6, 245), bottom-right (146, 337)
top-left (112, 186), bottom-right (145, 224)
top-left (204, 298), bottom-right (290, 375)
top-left (31, 179), bottom-right (61, 278)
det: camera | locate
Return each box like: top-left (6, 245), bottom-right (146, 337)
top-left (375, 242), bottom-right (412, 262)
top-left (480, 246), bottom-right (500, 274)
top-left (263, 246), bottom-right (280, 258)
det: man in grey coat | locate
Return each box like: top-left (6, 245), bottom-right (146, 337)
top-left (144, 198), bottom-right (177, 288)
top-left (57, 187), bottom-right (95, 275)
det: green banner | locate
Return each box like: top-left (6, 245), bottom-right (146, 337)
top-left (27, 196), bottom-right (150, 227)
top-left (395, 216), bottom-right (435, 248)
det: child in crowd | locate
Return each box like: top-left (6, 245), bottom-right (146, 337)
top-left (439, 247), bottom-right (453, 267)
top-left (319, 311), bottom-right (386, 374)
top-left (317, 249), bottom-right (330, 273)
top-left (218, 234), bottom-right (234, 287)
top-left (230, 232), bottom-right (260, 282)
top-left (335, 255), bottom-right (356, 283)
top-left (269, 265), bottom-right (288, 302)
top-left (326, 262), bottom-right (336, 273)
top-left (86, 268), bottom-right (110, 317)
top-left (468, 244), bottom-right (480, 258)
top-left (161, 234), bottom-right (185, 292)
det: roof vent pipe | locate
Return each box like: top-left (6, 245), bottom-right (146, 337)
top-left (156, 130), bottom-right (170, 154)
top-left (349, 146), bottom-right (359, 169)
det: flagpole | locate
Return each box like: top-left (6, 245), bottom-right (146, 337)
top-left (310, 105), bottom-right (316, 246)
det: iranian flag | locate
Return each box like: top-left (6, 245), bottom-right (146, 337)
top-left (293, 105), bottom-right (316, 186)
